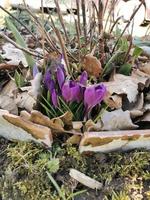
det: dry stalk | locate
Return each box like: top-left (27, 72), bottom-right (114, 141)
top-left (112, 0), bottom-right (145, 54)
top-left (76, 0), bottom-right (81, 35)
top-left (55, 28), bottom-right (71, 75)
top-left (75, 19), bottom-right (81, 62)
top-left (41, 0), bottom-right (46, 67)
top-left (109, 16), bottom-right (122, 34)
top-left (0, 32), bottom-right (43, 58)
top-left (81, 0), bottom-right (87, 42)
top-left (54, 0), bottom-right (69, 43)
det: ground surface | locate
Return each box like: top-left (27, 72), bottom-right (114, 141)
top-left (1, 137), bottom-right (150, 200)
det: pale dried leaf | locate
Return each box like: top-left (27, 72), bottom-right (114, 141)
top-left (101, 109), bottom-right (138, 130)
top-left (2, 43), bottom-right (28, 67)
top-left (69, 169), bottom-right (102, 190)
top-left (0, 95), bottom-right (18, 115)
top-left (140, 62), bottom-right (150, 75)
top-left (0, 109), bottom-right (36, 142)
top-left (79, 129), bottom-right (150, 153)
top-left (3, 112), bottom-right (53, 146)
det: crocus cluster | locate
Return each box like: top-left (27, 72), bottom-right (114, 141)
top-left (43, 56), bottom-right (107, 116)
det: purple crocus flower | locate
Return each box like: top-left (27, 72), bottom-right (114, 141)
top-left (44, 70), bottom-right (58, 107)
top-left (62, 80), bottom-right (82, 103)
top-left (84, 84), bottom-right (106, 111)
top-left (33, 64), bottom-right (39, 78)
top-left (57, 67), bottom-right (65, 89)
top-left (79, 71), bottom-right (88, 86)
top-left (44, 70), bottom-right (55, 92)
top-left (51, 89), bottom-right (58, 108)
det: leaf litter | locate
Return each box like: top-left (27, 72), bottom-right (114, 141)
top-left (0, 1), bottom-right (150, 199)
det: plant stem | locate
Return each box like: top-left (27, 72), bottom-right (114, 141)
top-left (112, 0), bottom-right (145, 54)
top-left (81, 0), bottom-right (87, 42)
top-left (0, 32), bottom-right (43, 58)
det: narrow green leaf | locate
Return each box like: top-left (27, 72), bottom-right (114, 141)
top-left (132, 46), bottom-right (143, 59)
top-left (5, 17), bottom-right (35, 68)
top-left (118, 63), bottom-right (132, 76)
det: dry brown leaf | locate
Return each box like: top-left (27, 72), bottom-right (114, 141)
top-left (140, 62), bottom-right (150, 75)
top-left (0, 63), bottom-right (18, 70)
top-left (0, 80), bottom-right (17, 97)
top-left (3, 113), bottom-right (53, 146)
top-left (81, 54), bottom-right (103, 77)
top-left (66, 135), bottom-right (81, 145)
top-left (69, 169), bottom-right (102, 190)
top-left (104, 93), bottom-right (122, 109)
top-left (30, 110), bottom-right (64, 133)
top-left (101, 109), bottom-right (138, 130)
top-left (0, 109), bottom-right (37, 142)
top-left (85, 119), bottom-right (102, 132)
top-left (79, 129), bottom-right (150, 153)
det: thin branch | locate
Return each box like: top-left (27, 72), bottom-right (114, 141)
top-left (81, 0), bottom-right (87, 42)
top-left (112, 0), bottom-right (144, 54)
top-left (54, 0), bottom-right (70, 43)
top-left (0, 32), bottom-right (43, 58)
top-left (76, 0), bottom-right (81, 35)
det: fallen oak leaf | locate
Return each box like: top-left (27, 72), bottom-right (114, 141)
top-left (81, 54), bottom-right (103, 78)
top-left (79, 129), bottom-right (150, 153)
top-left (3, 113), bottom-right (53, 147)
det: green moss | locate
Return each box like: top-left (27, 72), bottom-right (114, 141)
top-left (1, 140), bottom-right (150, 200)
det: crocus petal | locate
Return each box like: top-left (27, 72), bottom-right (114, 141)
top-left (51, 89), bottom-right (58, 108)
top-left (57, 67), bottom-right (65, 89)
top-left (33, 64), bottom-right (39, 78)
top-left (79, 71), bottom-right (88, 86)
top-left (44, 70), bottom-right (55, 92)
top-left (62, 81), bottom-right (82, 103)
top-left (84, 84), bottom-right (106, 110)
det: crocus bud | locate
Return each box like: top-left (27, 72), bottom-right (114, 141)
top-left (84, 84), bottom-right (106, 111)
top-left (62, 80), bottom-right (82, 103)
top-left (57, 67), bottom-right (65, 89)
top-left (79, 71), bottom-right (88, 86)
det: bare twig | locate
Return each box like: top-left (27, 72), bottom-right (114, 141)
top-left (109, 16), bottom-right (122, 34)
top-left (0, 32), bottom-right (43, 58)
top-left (55, 28), bottom-right (71, 75)
top-left (0, 5), bottom-right (37, 40)
top-left (112, 0), bottom-right (144, 54)
top-left (75, 19), bottom-right (81, 62)
top-left (54, 0), bottom-right (69, 43)
top-left (76, 0), bottom-right (81, 35)
top-left (81, 0), bottom-right (87, 42)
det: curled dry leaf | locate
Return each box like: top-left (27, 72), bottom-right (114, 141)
top-left (0, 109), bottom-right (36, 142)
top-left (30, 110), bottom-right (64, 133)
top-left (69, 169), bottom-right (102, 190)
top-left (66, 135), bottom-right (81, 145)
top-left (101, 109), bottom-right (138, 131)
top-left (104, 74), bottom-right (138, 103)
top-left (140, 62), bottom-right (150, 75)
top-left (79, 129), bottom-right (150, 153)
top-left (0, 63), bottom-right (18, 70)
top-left (104, 93), bottom-right (122, 109)
top-left (3, 113), bottom-right (53, 146)
top-left (81, 54), bottom-right (103, 77)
